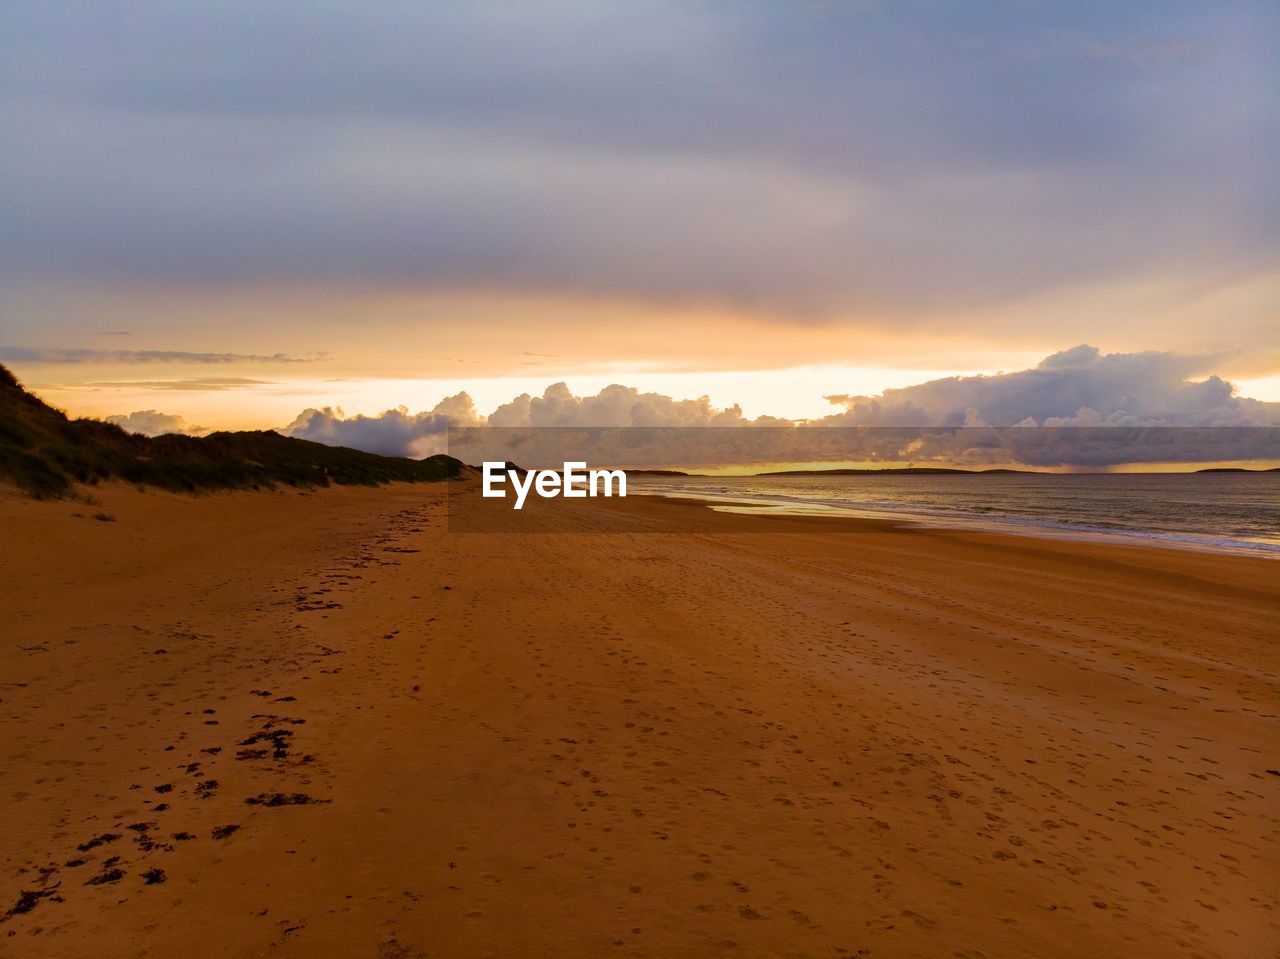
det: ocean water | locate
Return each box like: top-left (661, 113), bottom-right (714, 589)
top-left (628, 472), bottom-right (1280, 556)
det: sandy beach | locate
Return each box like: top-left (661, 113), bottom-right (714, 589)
top-left (1, 482), bottom-right (1277, 958)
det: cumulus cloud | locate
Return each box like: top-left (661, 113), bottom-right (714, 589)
top-left (105, 410), bottom-right (206, 436)
top-left (818, 346), bottom-right (1280, 428)
top-left (282, 393), bottom-right (483, 459)
top-left (489, 383), bottom-right (787, 428)
top-left (275, 347), bottom-right (1280, 467)
top-left (280, 383), bottom-right (792, 459)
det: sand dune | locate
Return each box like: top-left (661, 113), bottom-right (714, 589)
top-left (1, 483), bottom-right (1276, 958)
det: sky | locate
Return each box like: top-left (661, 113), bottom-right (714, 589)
top-left (1, 1), bottom-right (1277, 449)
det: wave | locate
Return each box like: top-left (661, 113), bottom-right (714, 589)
top-left (630, 475), bottom-right (1280, 557)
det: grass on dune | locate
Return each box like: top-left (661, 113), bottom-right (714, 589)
top-left (0, 364), bottom-right (465, 499)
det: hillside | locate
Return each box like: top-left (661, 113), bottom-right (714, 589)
top-left (0, 364), bottom-right (466, 498)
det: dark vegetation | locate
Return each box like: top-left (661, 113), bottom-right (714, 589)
top-left (0, 364), bottom-right (466, 498)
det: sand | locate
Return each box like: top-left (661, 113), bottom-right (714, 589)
top-left (1, 482), bottom-right (1277, 958)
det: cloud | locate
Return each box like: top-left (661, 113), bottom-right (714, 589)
top-left (105, 410), bottom-right (206, 436)
top-left (818, 345), bottom-right (1280, 427)
top-left (282, 393), bottom-right (483, 458)
top-left (0, 347), bottom-right (319, 365)
top-left (1, 1), bottom-right (1274, 362)
top-left (93, 373), bottom-right (277, 389)
top-left (280, 382), bottom-right (792, 458)
top-left (277, 346), bottom-right (1280, 466)
top-left (488, 383), bottom-right (785, 428)
top-left (89, 377), bottom-right (273, 391)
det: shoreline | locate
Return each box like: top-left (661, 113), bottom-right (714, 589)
top-left (625, 485), bottom-right (1280, 559)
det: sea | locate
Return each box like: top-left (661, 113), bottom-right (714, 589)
top-left (627, 472), bottom-right (1280, 557)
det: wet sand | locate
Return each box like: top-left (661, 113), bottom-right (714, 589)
top-left (1, 482), bottom-right (1277, 958)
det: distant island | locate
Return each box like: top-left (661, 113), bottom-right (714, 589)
top-left (1194, 466), bottom-right (1280, 473)
top-left (755, 466), bottom-right (1044, 477)
top-left (631, 466), bottom-right (1278, 478)
top-left (626, 467), bottom-right (1046, 478)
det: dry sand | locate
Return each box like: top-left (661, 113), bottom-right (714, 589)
top-left (0, 482), bottom-right (1277, 958)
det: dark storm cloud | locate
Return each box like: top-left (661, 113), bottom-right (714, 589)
top-left (2, 1), bottom-right (1275, 321)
